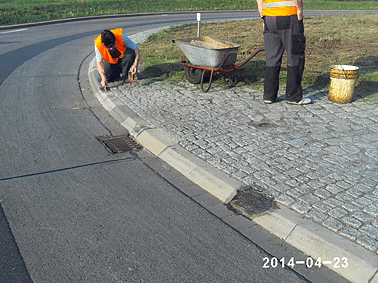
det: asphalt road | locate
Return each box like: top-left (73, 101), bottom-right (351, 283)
top-left (0, 11), bottom-right (356, 282)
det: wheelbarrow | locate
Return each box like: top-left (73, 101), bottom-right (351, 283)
top-left (173, 36), bottom-right (264, 93)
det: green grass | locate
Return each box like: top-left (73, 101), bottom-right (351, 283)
top-left (1, 0), bottom-right (378, 26)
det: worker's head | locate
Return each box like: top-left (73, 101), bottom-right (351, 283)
top-left (101, 30), bottom-right (121, 59)
top-left (101, 30), bottom-right (116, 48)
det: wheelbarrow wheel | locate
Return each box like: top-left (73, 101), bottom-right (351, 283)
top-left (185, 66), bottom-right (203, 84)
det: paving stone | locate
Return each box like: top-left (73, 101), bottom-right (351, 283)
top-left (336, 193), bottom-right (355, 203)
top-left (254, 170), bottom-right (271, 179)
top-left (305, 162), bottom-right (322, 170)
top-left (327, 172), bottom-right (345, 181)
top-left (342, 202), bottom-right (360, 213)
top-left (342, 216), bottom-right (363, 228)
top-left (232, 170), bottom-right (248, 180)
top-left (314, 188), bottom-right (333, 198)
top-left (305, 209), bottom-right (328, 222)
top-left (343, 175), bottom-right (360, 185)
top-left (294, 175), bottom-right (310, 183)
top-left (286, 188), bottom-right (303, 198)
top-left (285, 169), bottom-right (302, 178)
top-left (296, 166), bottom-right (312, 174)
top-left (329, 207), bottom-right (349, 218)
top-left (340, 227), bottom-right (363, 241)
top-left (273, 183), bottom-right (291, 193)
top-left (365, 194), bottom-right (378, 202)
top-left (276, 194), bottom-right (296, 206)
top-left (242, 175), bottom-right (259, 185)
top-left (340, 144), bottom-right (362, 153)
top-left (222, 164), bottom-right (238, 175)
top-left (264, 187), bottom-right (280, 197)
top-left (272, 173), bottom-right (290, 183)
top-left (325, 184), bottom-right (343, 194)
top-left (313, 202), bottom-right (332, 213)
top-left (363, 171), bottom-right (378, 181)
top-left (336, 180), bottom-right (352, 190)
top-left (352, 197), bottom-right (374, 207)
top-left (357, 236), bottom-right (378, 251)
top-left (291, 202), bottom-right (312, 214)
top-left (355, 184), bottom-right (374, 194)
top-left (285, 179), bottom-right (302, 187)
top-left (307, 180), bottom-right (326, 190)
top-left (364, 203), bottom-right (378, 217)
top-left (323, 217), bottom-right (345, 232)
top-left (360, 224), bottom-right (378, 239)
top-left (323, 198), bottom-right (344, 208)
top-left (306, 171), bottom-right (321, 179)
top-left (299, 193), bottom-right (321, 205)
top-left (372, 219), bottom-right (378, 228)
top-left (366, 150), bottom-right (378, 159)
top-left (352, 211), bottom-right (374, 222)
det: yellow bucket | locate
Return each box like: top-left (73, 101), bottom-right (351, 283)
top-left (329, 65), bottom-right (359, 103)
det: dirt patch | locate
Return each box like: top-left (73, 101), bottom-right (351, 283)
top-left (228, 187), bottom-right (277, 218)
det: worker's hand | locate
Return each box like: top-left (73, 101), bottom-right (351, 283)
top-left (130, 64), bottom-right (138, 75)
top-left (101, 78), bottom-right (108, 87)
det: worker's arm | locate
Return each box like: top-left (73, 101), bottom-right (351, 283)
top-left (293, 0), bottom-right (303, 20)
top-left (97, 60), bottom-right (107, 87)
top-left (256, 0), bottom-right (263, 18)
top-left (130, 47), bottom-right (140, 75)
top-left (95, 44), bottom-right (107, 87)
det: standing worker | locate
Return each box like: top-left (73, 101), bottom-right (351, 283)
top-left (95, 29), bottom-right (140, 88)
top-left (257, 0), bottom-right (311, 105)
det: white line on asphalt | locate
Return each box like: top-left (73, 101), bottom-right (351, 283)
top-left (0, 28), bottom-right (28, 34)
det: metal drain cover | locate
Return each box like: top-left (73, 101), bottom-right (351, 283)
top-left (98, 134), bottom-right (142, 153)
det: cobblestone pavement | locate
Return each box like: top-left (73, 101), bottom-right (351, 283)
top-left (109, 78), bottom-right (378, 254)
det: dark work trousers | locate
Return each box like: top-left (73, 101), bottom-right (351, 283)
top-left (104, 48), bottom-right (136, 82)
top-left (263, 15), bottom-right (306, 102)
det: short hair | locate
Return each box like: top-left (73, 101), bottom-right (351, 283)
top-left (101, 30), bottom-right (116, 48)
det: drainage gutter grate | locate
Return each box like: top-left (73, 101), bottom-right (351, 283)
top-left (97, 134), bottom-right (143, 153)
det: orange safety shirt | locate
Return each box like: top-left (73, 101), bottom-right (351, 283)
top-left (262, 0), bottom-right (297, 17)
top-left (94, 28), bottom-right (127, 64)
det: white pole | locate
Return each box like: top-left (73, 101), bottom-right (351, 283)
top-left (197, 13), bottom-right (201, 37)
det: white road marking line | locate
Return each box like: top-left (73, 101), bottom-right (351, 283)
top-left (0, 28), bottom-right (28, 34)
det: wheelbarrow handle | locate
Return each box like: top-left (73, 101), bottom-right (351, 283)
top-left (235, 48), bottom-right (265, 68)
top-left (217, 51), bottom-right (240, 69)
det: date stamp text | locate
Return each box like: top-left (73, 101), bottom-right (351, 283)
top-left (263, 257), bottom-right (348, 269)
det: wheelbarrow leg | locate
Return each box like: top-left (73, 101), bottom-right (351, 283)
top-left (201, 69), bottom-right (214, 93)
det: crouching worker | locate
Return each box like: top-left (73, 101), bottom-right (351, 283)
top-left (94, 29), bottom-right (140, 87)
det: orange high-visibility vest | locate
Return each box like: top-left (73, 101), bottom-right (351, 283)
top-left (262, 0), bottom-right (297, 17)
top-left (94, 28), bottom-right (127, 64)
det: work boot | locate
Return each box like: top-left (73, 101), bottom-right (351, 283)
top-left (287, 98), bottom-right (312, 105)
